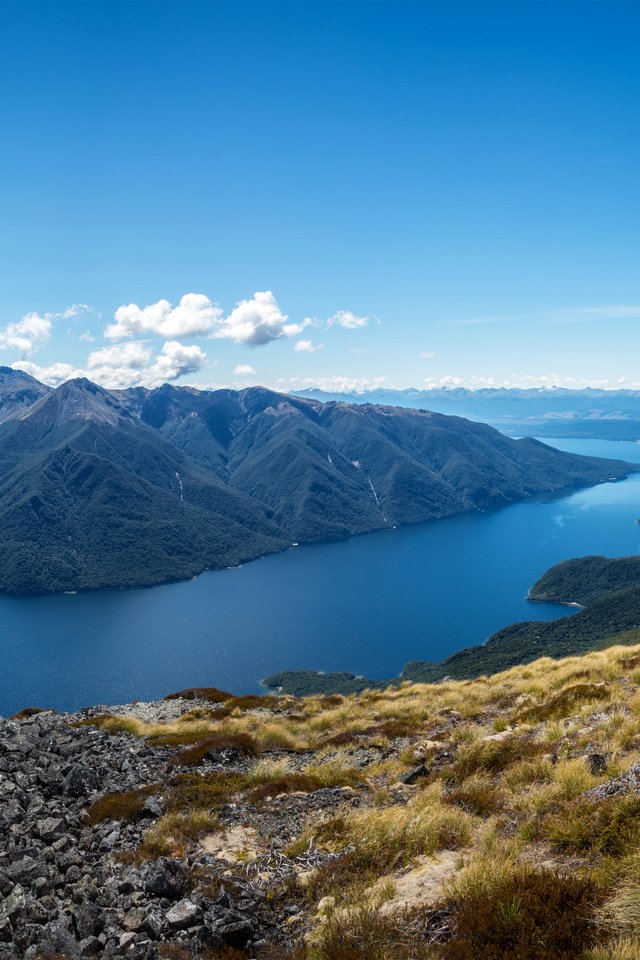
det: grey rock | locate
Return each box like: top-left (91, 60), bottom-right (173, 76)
top-left (63, 765), bottom-right (99, 798)
top-left (35, 817), bottom-right (66, 844)
top-left (165, 899), bottom-right (202, 930)
top-left (400, 763), bottom-right (429, 785)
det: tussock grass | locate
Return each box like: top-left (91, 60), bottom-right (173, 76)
top-left (139, 809), bottom-right (218, 859)
top-left (78, 638), bottom-right (640, 957)
top-left (174, 732), bottom-right (259, 766)
top-left (304, 905), bottom-right (436, 959)
top-left (315, 783), bottom-right (473, 878)
top-left (586, 940), bottom-right (640, 960)
top-left (84, 786), bottom-right (157, 825)
top-left (10, 706), bottom-right (55, 720)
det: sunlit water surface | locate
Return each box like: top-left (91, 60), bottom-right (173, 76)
top-left (2, 438), bottom-right (640, 715)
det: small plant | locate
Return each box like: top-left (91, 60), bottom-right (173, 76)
top-left (516, 682), bottom-right (610, 723)
top-left (543, 794), bottom-right (640, 858)
top-left (10, 706), bottom-right (55, 720)
top-left (441, 866), bottom-right (603, 960)
top-left (306, 904), bottom-right (436, 959)
top-left (444, 776), bottom-right (504, 816)
top-left (174, 732), bottom-right (259, 766)
top-left (84, 786), bottom-right (157, 825)
top-left (164, 687), bottom-right (233, 702)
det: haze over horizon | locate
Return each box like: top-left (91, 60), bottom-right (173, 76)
top-left (3, 0), bottom-right (640, 395)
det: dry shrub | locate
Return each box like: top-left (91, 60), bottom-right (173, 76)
top-left (10, 706), bottom-right (55, 720)
top-left (445, 735), bottom-right (542, 784)
top-left (164, 687), bottom-right (233, 702)
top-left (248, 762), bottom-right (359, 802)
top-left (308, 905), bottom-right (436, 959)
top-left (318, 728), bottom-right (378, 748)
top-left (339, 788), bottom-right (473, 875)
top-left (174, 732), bottom-right (260, 766)
top-left (249, 774), bottom-right (323, 802)
top-left (442, 866), bottom-right (603, 960)
top-left (516, 682), bottom-right (610, 723)
top-left (444, 776), bottom-right (504, 816)
top-left (585, 937), bottom-right (640, 959)
top-left (315, 695), bottom-right (345, 709)
top-left (543, 794), bottom-right (640, 858)
top-left (227, 694), bottom-right (290, 712)
top-left (165, 772), bottom-right (248, 812)
top-left (71, 714), bottom-right (139, 735)
top-left (377, 717), bottom-right (424, 739)
top-left (139, 809), bottom-right (217, 859)
top-left (84, 787), bottom-right (156, 825)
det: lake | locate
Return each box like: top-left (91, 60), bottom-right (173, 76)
top-left (2, 437), bottom-right (640, 716)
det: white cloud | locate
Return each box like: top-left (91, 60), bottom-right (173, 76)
top-left (279, 375), bottom-right (387, 394)
top-left (421, 373), bottom-right (640, 390)
top-left (294, 339), bottom-right (323, 353)
top-left (106, 293), bottom-right (222, 340)
top-left (60, 303), bottom-right (92, 320)
top-left (420, 351), bottom-right (435, 360)
top-left (79, 330), bottom-right (96, 343)
top-left (15, 341), bottom-right (208, 391)
top-left (213, 290), bottom-right (301, 346)
top-left (234, 364), bottom-right (256, 376)
top-left (0, 312), bottom-right (53, 354)
top-left (144, 341), bottom-right (207, 386)
top-left (88, 342), bottom-right (152, 370)
top-left (327, 310), bottom-right (371, 329)
top-left (13, 360), bottom-right (81, 386)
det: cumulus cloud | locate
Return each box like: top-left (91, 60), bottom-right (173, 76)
top-left (87, 342), bottom-right (152, 370)
top-left (421, 351), bottom-right (435, 360)
top-left (0, 303), bottom-right (97, 356)
top-left (14, 341), bottom-right (208, 391)
top-left (13, 360), bottom-right (81, 386)
top-left (294, 339), bottom-right (323, 353)
top-left (213, 291), bottom-right (304, 346)
top-left (327, 310), bottom-right (371, 329)
top-left (106, 290), bottom-right (373, 349)
top-left (234, 364), bottom-right (256, 376)
top-left (106, 293), bottom-right (222, 340)
top-left (144, 341), bottom-right (207, 385)
top-left (0, 312), bottom-right (56, 355)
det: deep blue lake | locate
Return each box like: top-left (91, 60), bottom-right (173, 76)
top-left (3, 437), bottom-right (640, 716)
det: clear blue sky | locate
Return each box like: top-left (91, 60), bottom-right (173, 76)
top-left (2, 0), bottom-right (640, 392)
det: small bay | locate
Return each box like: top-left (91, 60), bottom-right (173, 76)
top-left (2, 437), bottom-right (640, 716)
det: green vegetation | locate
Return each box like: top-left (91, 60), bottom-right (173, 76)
top-left (529, 555), bottom-right (640, 606)
top-left (440, 868), bottom-right (604, 960)
top-left (91, 640), bottom-right (640, 957)
top-left (0, 371), bottom-right (633, 594)
top-left (266, 569), bottom-right (640, 696)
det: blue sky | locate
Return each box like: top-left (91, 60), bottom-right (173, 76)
top-left (2, 0), bottom-right (640, 393)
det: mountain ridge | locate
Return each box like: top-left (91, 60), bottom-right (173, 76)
top-left (0, 368), bottom-right (636, 594)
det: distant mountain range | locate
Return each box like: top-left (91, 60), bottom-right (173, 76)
top-left (298, 386), bottom-right (640, 441)
top-left (0, 367), bottom-right (635, 594)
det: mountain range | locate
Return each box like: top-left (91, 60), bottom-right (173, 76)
top-left (0, 366), bottom-right (635, 594)
top-left (298, 386), bottom-right (640, 441)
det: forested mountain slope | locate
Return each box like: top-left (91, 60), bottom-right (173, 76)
top-left (0, 370), bottom-right (634, 593)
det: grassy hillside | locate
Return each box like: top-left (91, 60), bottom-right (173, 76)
top-left (69, 640), bottom-right (640, 958)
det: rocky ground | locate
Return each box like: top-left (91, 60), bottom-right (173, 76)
top-left (5, 649), bottom-right (640, 960)
top-left (0, 698), bottom-right (382, 959)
